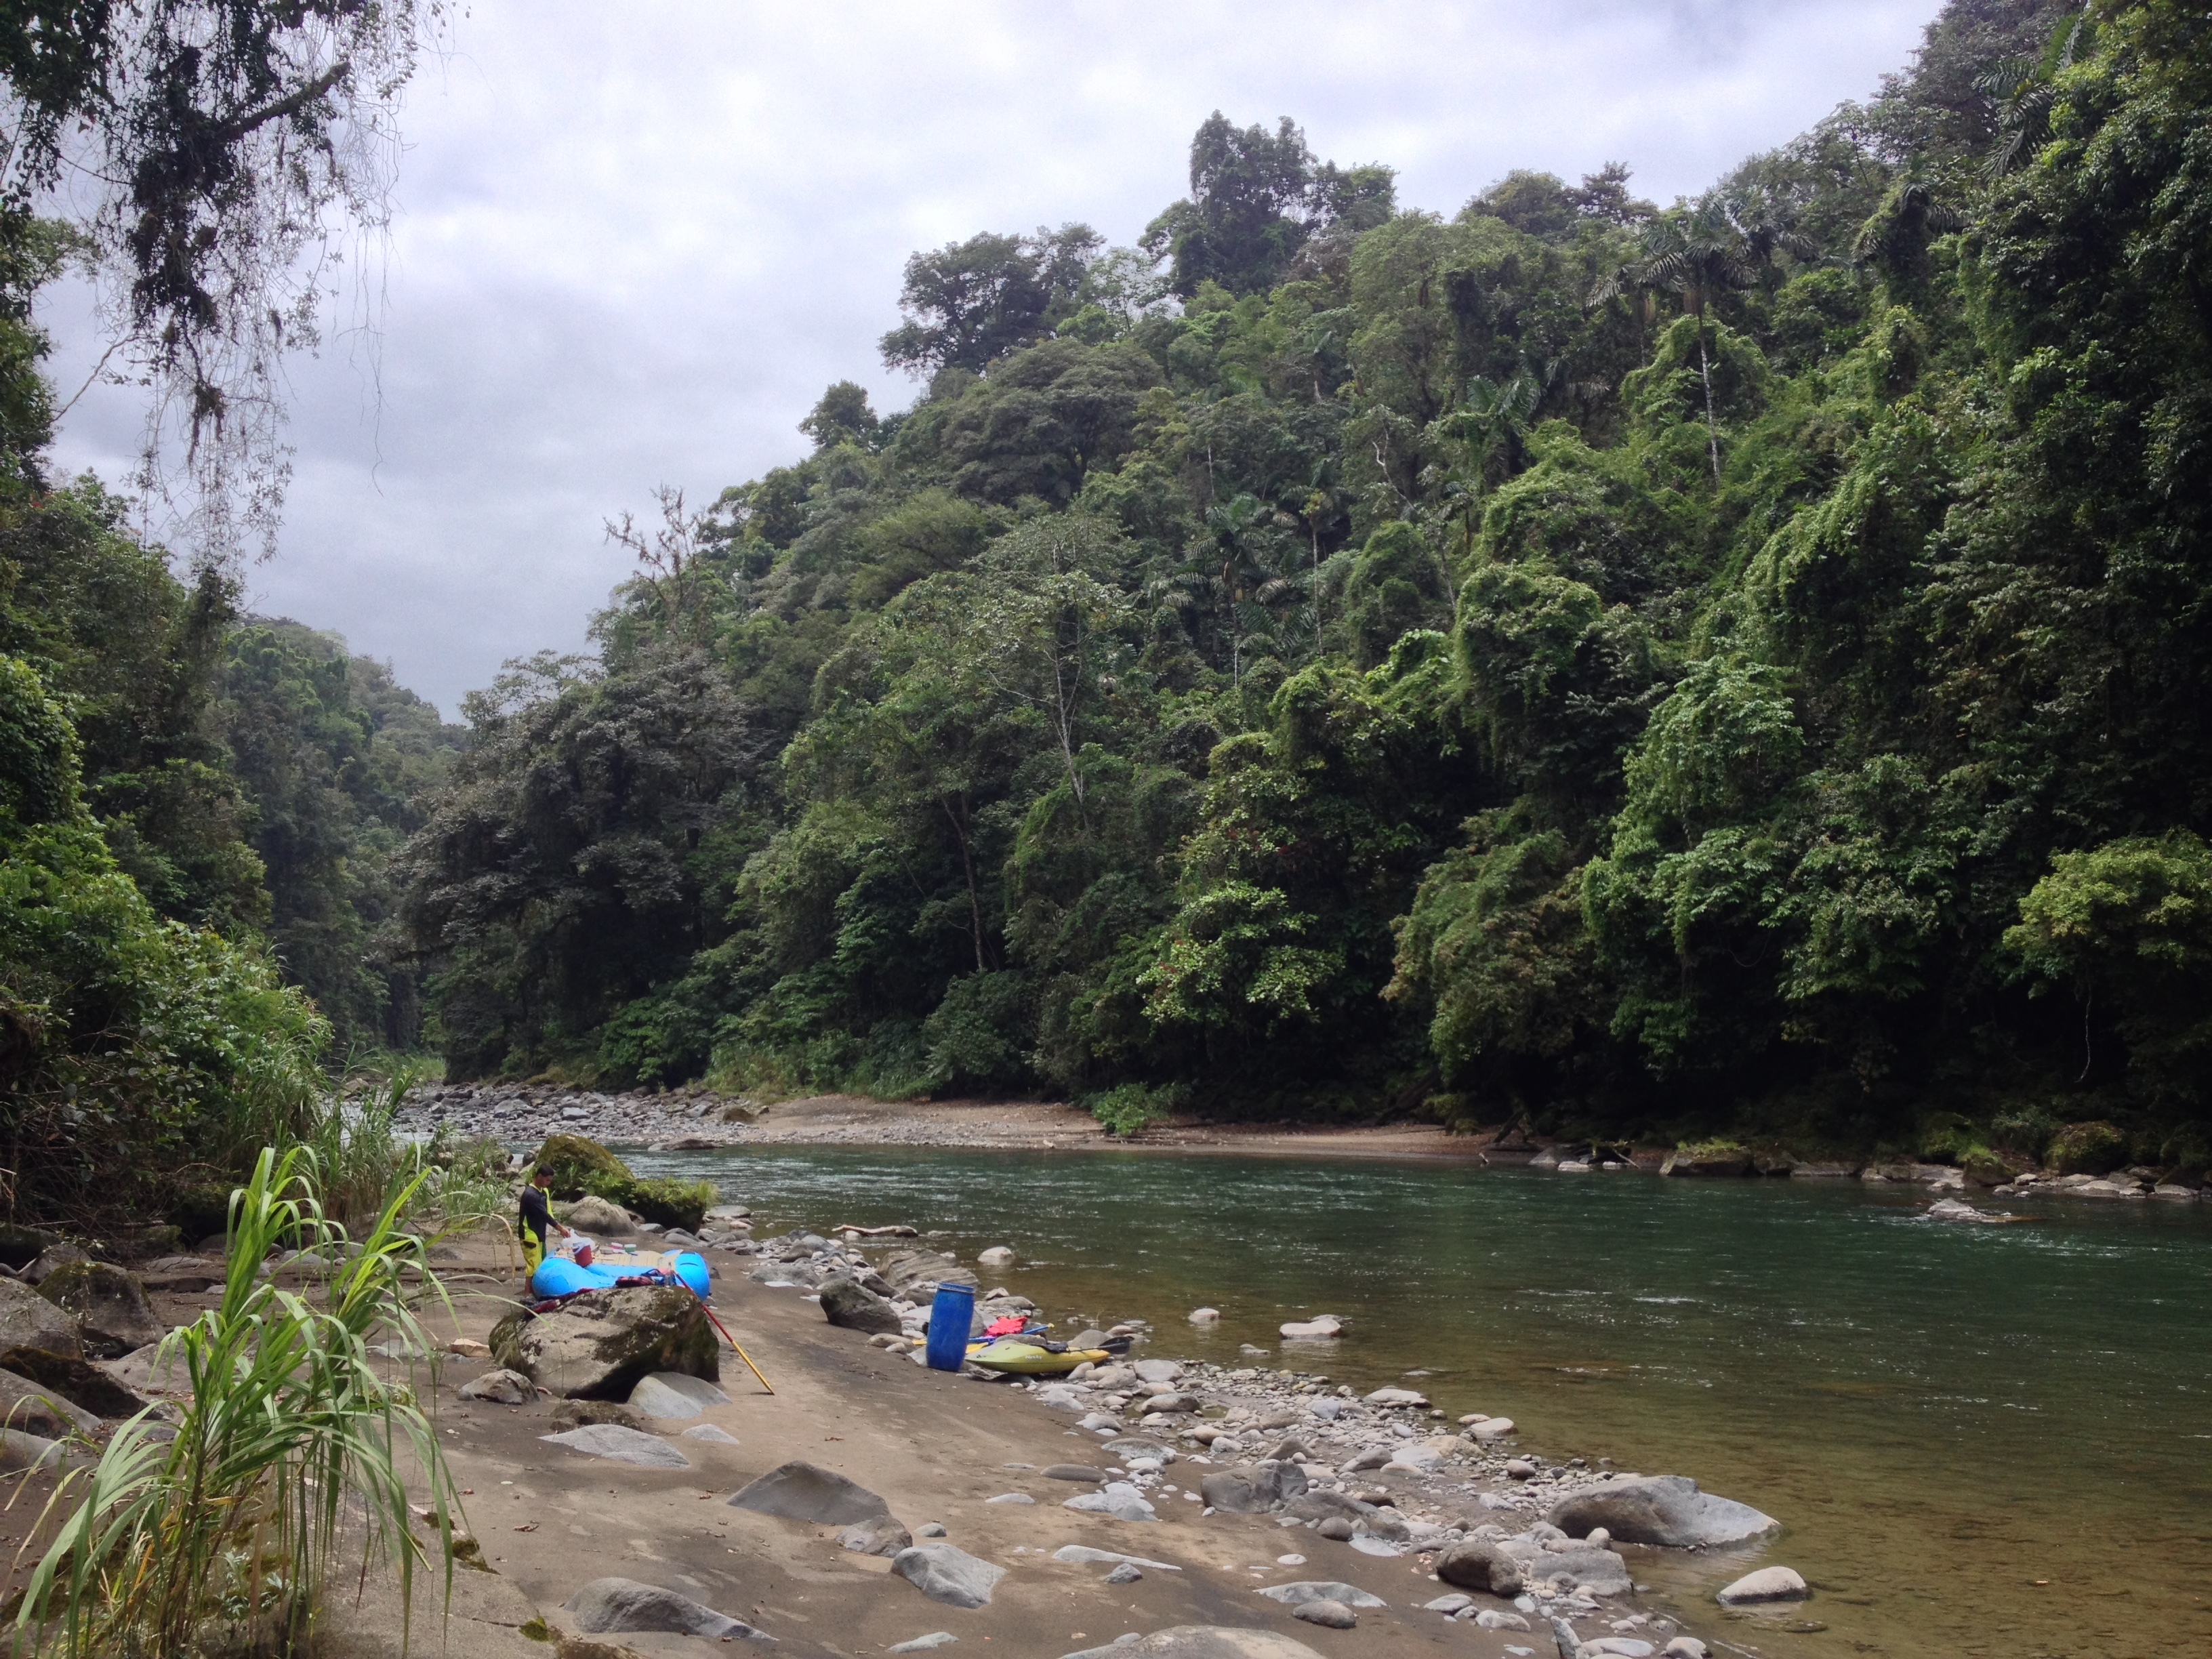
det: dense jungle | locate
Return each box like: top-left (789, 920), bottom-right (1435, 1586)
top-left (8, 0), bottom-right (2212, 1218)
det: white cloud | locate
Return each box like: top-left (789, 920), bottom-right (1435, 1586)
top-left (38, 0), bottom-right (1938, 716)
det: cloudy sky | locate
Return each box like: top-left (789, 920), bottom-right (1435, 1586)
top-left (40, 0), bottom-right (1940, 718)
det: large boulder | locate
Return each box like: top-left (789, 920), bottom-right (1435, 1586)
top-left (817, 1276), bottom-right (903, 1336)
top-left (728, 1461), bottom-right (890, 1525)
top-left (2046, 1120), bottom-right (2129, 1175)
top-left (1660, 1143), bottom-right (1755, 1177)
top-left (890, 1544), bottom-right (1005, 1608)
top-left (531, 1134), bottom-right (634, 1200)
top-left (0, 1283), bottom-right (79, 1362)
top-left (563, 1577), bottom-right (769, 1641)
top-left (563, 1195), bottom-right (635, 1234)
top-left (35, 1265), bottom-right (155, 1358)
top-left (1500, 1538), bottom-right (1629, 1596)
top-left (489, 1284), bottom-right (717, 1400)
top-left (1059, 1631), bottom-right (1327, 1659)
top-left (1547, 1474), bottom-right (1780, 1548)
top-left (1435, 1539), bottom-right (1523, 1596)
top-left (1, 1347), bottom-right (147, 1418)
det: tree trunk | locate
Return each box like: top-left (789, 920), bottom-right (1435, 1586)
top-left (1698, 329), bottom-right (1722, 485)
top-left (940, 794), bottom-right (989, 974)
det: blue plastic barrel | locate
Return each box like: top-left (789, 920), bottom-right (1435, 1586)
top-left (924, 1282), bottom-right (975, 1372)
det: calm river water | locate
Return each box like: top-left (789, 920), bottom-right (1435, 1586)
top-left (625, 1147), bottom-right (2212, 1659)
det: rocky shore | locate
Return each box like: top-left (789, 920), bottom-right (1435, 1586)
top-left (394, 1080), bottom-right (2207, 1204)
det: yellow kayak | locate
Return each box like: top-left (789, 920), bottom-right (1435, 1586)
top-left (966, 1339), bottom-right (1111, 1375)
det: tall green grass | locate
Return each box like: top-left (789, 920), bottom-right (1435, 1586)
top-left (15, 1147), bottom-right (464, 1658)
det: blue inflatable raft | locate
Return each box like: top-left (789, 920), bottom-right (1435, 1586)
top-left (531, 1250), bottom-right (712, 1302)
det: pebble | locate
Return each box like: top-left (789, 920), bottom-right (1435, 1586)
top-left (984, 1493), bottom-right (1033, 1504)
top-left (1188, 1307), bottom-right (1221, 1323)
top-left (918, 1522), bottom-right (947, 1538)
top-left (1105, 1563), bottom-right (1142, 1584)
top-left (1292, 1600), bottom-right (1357, 1629)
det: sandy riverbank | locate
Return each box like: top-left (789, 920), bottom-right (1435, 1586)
top-left (401, 1083), bottom-right (1532, 1164)
top-left (74, 1219), bottom-right (1734, 1659)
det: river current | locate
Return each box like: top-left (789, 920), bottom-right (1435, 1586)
top-left (623, 1146), bottom-right (2212, 1659)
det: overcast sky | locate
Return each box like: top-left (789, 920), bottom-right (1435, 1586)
top-left (39, 1), bottom-right (1940, 719)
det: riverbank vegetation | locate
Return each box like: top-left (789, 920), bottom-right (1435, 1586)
top-left (398, 1), bottom-right (2212, 1168)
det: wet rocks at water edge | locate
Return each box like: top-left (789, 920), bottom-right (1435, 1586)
top-left (1547, 1473), bottom-right (1780, 1547)
top-left (1277, 1315), bottom-right (1341, 1340)
top-left (1716, 1565), bottom-right (1809, 1605)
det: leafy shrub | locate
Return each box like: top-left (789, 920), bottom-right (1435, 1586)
top-left (16, 1147), bottom-right (461, 1658)
top-left (533, 1132), bottom-right (634, 1199)
top-left (623, 1176), bottom-right (716, 1233)
top-left (2045, 1120), bottom-right (2129, 1176)
top-left (1086, 1081), bottom-right (1185, 1138)
top-left (1917, 1111), bottom-right (1975, 1163)
top-left (924, 970), bottom-right (1037, 1094)
top-left (1990, 1106), bottom-right (2059, 1160)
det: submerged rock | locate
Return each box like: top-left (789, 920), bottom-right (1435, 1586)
top-left (1717, 1565), bottom-right (1809, 1605)
top-left (1547, 1474), bottom-right (1780, 1548)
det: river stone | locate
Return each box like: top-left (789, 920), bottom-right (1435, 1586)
top-left (565, 1195), bottom-right (635, 1234)
top-left (1044, 1463), bottom-right (1110, 1482)
top-left (1364, 1387), bottom-right (1428, 1408)
top-left (1063, 1480), bottom-right (1156, 1521)
top-left (1, 1347), bottom-right (146, 1418)
top-left (1286, 1489), bottom-right (1374, 1523)
top-left (35, 1262), bottom-right (161, 1359)
top-left (1256, 1581), bottom-right (1387, 1610)
top-left (977, 1246), bottom-right (1015, 1267)
top-left (888, 1635), bottom-right (957, 1653)
top-left (458, 1367), bottom-right (534, 1405)
top-left (0, 1278), bottom-right (82, 1361)
top-left (1134, 1359), bottom-right (1184, 1385)
top-left (1278, 1317), bottom-right (1340, 1340)
top-left (629, 1370), bottom-right (731, 1418)
top-left (818, 1275), bottom-right (904, 1336)
top-left (1716, 1565), bottom-right (1809, 1605)
top-left (1547, 1475), bottom-right (1779, 1548)
top-left (1387, 1442), bottom-right (1445, 1473)
top-left (729, 1460), bottom-right (891, 1525)
top-left (1290, 1601), bottom-right (1355, 1629)
top-left (1201, 1470), bottom-right (1265, 1513)
top-left (682, 1422), bottom-right (741, 1444)
top-left (1059, 1628), bottom-right (1330, 1659)
top-left (1468, 1416), bottom-right (1517, 1441)
top-left (489, 1283), bottom-right (717, 1399)
top-left (564, 1576), bottom-right (769, 1641)
top-left (1435, 1540), bottom-right (1523, 1596)
top-left (0, 1427), bottom-right (92, 1473)
top-left (891, 1543), bottom-right (1005, 1608)
top-left (1513, 1541), bottom-right (1630, 1596)
top-left (22, 1243), bottom-right (89, 1284)
top-left (552, 1398), bottom-right (642, 1430)
top-left (541, 1424), bottom-right (692, 1468)
top-left (0, 1368), bottom-right (99, 1438)
top-left (840, 1513), bottom-right (914, 1556)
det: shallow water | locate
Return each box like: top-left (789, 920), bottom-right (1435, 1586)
top-left (623, 1146), bottom-right (2212, 1659)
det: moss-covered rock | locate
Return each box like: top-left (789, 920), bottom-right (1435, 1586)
top-left (625, 1177), bottom-right (715, 1233)
top-left (1661, 1141), bottom-right (1755, 1177)
top-left (531, 1134), bottom-right (634, 1200)
top-left (1959, 1146), bottom-right (2022, 1187)
top-left (2047, 1120), bottom-right (2129, 1176)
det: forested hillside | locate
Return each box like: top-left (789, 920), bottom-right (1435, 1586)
top-left (402, 0), bottom-right (2212, 1166)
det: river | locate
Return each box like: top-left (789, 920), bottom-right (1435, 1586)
top-left (623, 1145), bottom-right (2212, 1659)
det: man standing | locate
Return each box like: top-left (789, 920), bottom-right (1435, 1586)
top-left (518, 1164), bottom-right (577, 1275)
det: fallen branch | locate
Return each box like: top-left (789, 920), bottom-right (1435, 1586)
top-left (831, 1223), bottom-right (918, 1237)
